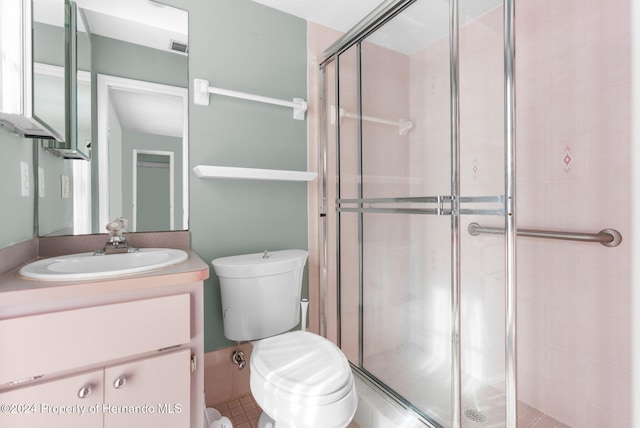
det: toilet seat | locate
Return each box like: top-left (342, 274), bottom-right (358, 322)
top-left (250, 331), bottom-right (357, 428)
top-left (251, 330), bottom-right (353, 405)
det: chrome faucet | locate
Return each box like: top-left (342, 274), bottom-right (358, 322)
top-left (95, 217), bottom-right (136, 255)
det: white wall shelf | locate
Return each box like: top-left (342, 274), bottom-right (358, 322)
top-left (193, 165), bottom-right (317, 182)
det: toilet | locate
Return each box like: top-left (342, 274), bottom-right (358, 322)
top-left (212, 249), bottom-right (357, 428)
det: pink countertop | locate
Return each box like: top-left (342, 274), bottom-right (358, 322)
top-left (0, 249), bottom-right (210, 316)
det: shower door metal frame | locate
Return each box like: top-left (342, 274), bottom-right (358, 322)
top-left (319, 0), bottom-right (517, 426)
top-left (504, 0), bottom-right (517, 425)
top-left (449, 0), bottom-right (462, 425)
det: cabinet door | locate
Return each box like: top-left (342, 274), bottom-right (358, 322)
top-left (103, 348), bottom-right (191, 428)
top-left (0, 369), bottom-right (103, 428)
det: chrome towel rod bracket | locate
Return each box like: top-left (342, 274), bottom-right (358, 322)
top-left (468, 222), bottom-right (622, 247)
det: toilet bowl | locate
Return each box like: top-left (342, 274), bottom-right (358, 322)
top-left (212, 250), bottom-right (357, 428)
top-left (250, 331), bottom-right (357, 428)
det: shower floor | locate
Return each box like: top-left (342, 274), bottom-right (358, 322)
top-left (364, 344), bottom-right (570, 428)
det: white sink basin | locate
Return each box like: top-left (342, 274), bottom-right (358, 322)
top-left (19, 248), bottom-right (189, 281)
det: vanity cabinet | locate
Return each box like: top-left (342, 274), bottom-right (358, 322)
top-left (0, 253), bottom-right (208, 428)
top-left (0, 294), bottom-right (193, 427)
top-left (0, 349), bottom-right (190, 428)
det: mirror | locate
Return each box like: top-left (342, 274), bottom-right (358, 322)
top-left (37, 0), bottom-right (91, 158)
top-left (0, 0), bottom-right (65, 140)
top-left (32, 0), bottom-right (66, 141)
top-left (37, 0), bottom-right (189, 236)
top-left (97, 74), bottom-right (188, 233)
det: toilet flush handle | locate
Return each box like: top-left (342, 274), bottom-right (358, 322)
top-left (232, 348), bottom-right (246, 370)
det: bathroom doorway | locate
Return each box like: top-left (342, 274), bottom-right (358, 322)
top-left (132, 150), bottom-right (174, 232)
top-left (97, 74), bottom-right (188, 231)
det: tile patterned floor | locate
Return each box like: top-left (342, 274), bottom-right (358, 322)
top-left (517, 402), bottom-right (571, 428)
top-left (212, 388), bottom-right (562, 427)
top-left (213, 393), bottom-right (261, 428)
top-left (212, 393), bottom-right (360, 428)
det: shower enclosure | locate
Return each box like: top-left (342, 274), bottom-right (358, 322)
top-left (319, 0), bottom-right (516, 426)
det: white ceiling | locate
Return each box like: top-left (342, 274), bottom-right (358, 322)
top-left (252, 0), bottom-right (503, 55)
top-left (35, 0), bottom-right (188, 54)
top-left (75, 0), bottom-right (188, 54)
top-left (252, 0), bottom-right (384, 34)
top-left (109, 90), bottom-right (184, 138)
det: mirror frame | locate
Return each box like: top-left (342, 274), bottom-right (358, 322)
top-left (96, 74), bottom-right (189, 232)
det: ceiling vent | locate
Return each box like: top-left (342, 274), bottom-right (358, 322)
top-left (169, 40), bottom-right (188, 54)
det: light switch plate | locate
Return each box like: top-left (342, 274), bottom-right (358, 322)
top-left (38, 167), bottom-right (45, 198)
top-left (20, 161), bottom-right (29, 197)
top-left (60, 175), bottom-right (69, 199)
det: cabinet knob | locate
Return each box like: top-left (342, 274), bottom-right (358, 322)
top-left (113, 376), bottom-right (127, 389)
top-left (78, 385), bottom-right (92, 398)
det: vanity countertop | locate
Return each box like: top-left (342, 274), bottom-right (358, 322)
top-left (0, 249), bottom-right (209, 315)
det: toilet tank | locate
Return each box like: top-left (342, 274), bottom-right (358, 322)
top-left (212, 250), bottom-right (308, 341)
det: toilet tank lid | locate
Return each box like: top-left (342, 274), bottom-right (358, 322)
top-left (212, 249), bottom-right (308, 278)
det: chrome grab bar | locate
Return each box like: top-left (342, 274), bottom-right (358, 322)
top-left (467, 222), bottom-right (622, 247)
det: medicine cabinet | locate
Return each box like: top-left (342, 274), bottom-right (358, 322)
top-left (0, 0), bottom-right (91, 159)
top-left (40, 0), bottom-right (92, 159)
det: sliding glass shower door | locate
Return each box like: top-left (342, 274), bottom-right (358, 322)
top-left (320, 0), bottom-right (515, 426)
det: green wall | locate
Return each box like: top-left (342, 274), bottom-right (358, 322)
top-left (136, 164), bottom-right (171, 231)
top-left (33, 22), bottom-right (65, 67)
top-left (161, 0), bottom-right (309, 351)
top-left (91, 34), bottom-right (188, 88)
top-left (37, 146), bottom-right (73, 236)
top-left (0, 129), bottom-right (36, 248)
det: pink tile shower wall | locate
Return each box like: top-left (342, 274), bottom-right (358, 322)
top-left (359, 41), bottom-right (413, 362)
top-left (307, 23), bottom-right (414, 362)
top-left (409, 4), bottom-right (507, 386)
top-left (515, 0), bottom-right (632, 426)
top-left (408, 0), bottom-right (632, 423)
top-left (408, 34), bottom-right (454, 366)
top-left (458, 3), bottom-right (507, 391)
